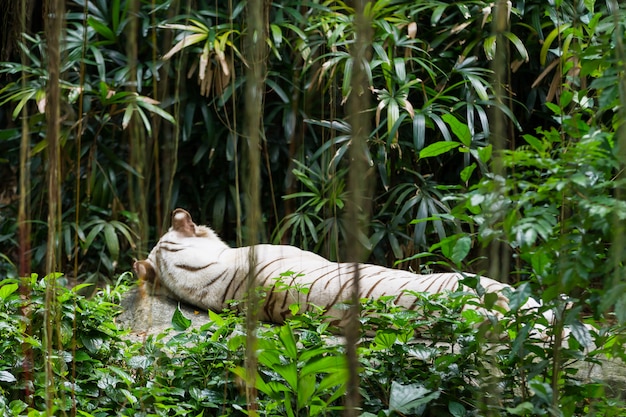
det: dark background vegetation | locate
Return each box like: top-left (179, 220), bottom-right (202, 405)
top-left (1, 0), bottom-right (624, 289)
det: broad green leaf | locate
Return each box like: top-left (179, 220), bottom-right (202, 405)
top-left (373, 329), bottom-right (397, 350)
top-left (412, 112), bottom-right (426, 150)
top-left (460, 163), bottom-right (476, 182)
top-left (0, 282), bottom-right (18, 300)
top-left (279, 324), bottom-right (298, 359)
top-left (483, 292), bottom-right (499, 310)
top-left (277, 362), bottom-right (298, 391)
top-left (172, 304), bottom-right (192, 331)
top-left (317, 367), bottom-right (348, 393)
top-left (442, 113), bottom-right (471, 146)
top-left (389, 381), bottom-right (440, 414)
top-left (208, 309), bottom-right (224, 327)
top-left (111, 0), bottom-right (121, 33)
top-left (477, 144), bottom-right (492, 163)
top-left (522, 134), bottom-right (545, 153)
top-left (81, 335), bottom-right (104, 354)
top-left (122, 103), bottom-right (134, 130)
top-left (569, 319), bottom-right (593, 348)
top-left (449, 401), bottom-right (466, 417)
top-left (301, 356), bottom-right (346, 377)
top-left (83, 223), bottom-right (105, 254)
top-left (135, 97), bottom-right (176, 125)
top-left (451, 236), bottom-right (471, 265)
top-left (419, 141), bottom-right (460, 159)
top-left (530, 380), bottom-right (553, 404)
top-left (508, 282), bottom-right (532, 312)
top-left (297, 373), bottom-right (316, 410)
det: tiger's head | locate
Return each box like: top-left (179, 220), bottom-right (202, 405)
top-left (133, 208), bottom-right (227, 284)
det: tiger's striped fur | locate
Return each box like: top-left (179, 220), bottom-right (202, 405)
top-left (134, 208), bottom-right (550, 329)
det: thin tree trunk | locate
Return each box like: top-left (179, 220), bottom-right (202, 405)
top-left (43, 0), bottom-right (64, 413)
top-left (243, 0), bottom-right (268, 414)
top-left (344, 1), bottom-right (373, 415)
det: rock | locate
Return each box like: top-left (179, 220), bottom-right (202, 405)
top-left (116, 285), bottom-right (213, 341)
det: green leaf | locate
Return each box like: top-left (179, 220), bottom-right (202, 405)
top-left (80, 335), bottom-right (104, 354)
top-left (172, 304), bottom-right (192, 331)
top-left (0, 370), bottom-right (17, 383)
top-left (297, 373), bottom-right (316, 410)
top-left (373, 329), bottom-right (397, 350)
top-left (503, 31), bottom-right (529, 62)
top-left (540, 23), bottom-right (571, 65)
top-left (279, 324), bottom-right (298, 359)
top-left (483, 292), bottom-right (499, 310)
top-left (389, 381), bottom-right (440, 414)
top-left (270, 23), bottom-right (282, 48)
top-left (431, 5), bottom-right (447, 25)
top-left (529, 380), bottom-right (553, 404)
top-left (506, 401), bottom-right (534, 415)
top-left (301, 356), bottom-right (346, 377)
top-left (477, 144), bottom-right (492, 163)
top-left (441, 113), bottom-right (471, 146)
top-left (87, 16), bottom-right (115, 41)
top-left (522, 134), bottom-right (545, 153)
top-left (448, 401), bottom-right (466, 417)
top-left (419, 141), bottom-right (460, 159)
top-left (0, 282), bottom-right (18, 300)
top-left (569, 319), bottom-right (593, 348)
top-left (451, 236), bottom-right (471, 265)
top-left (483, 35), bottom-right (497, 60)
top-left (508, 283), bottom-right (532, 312)
top-left (103, 223), bottom-right (120, 263)
top-left (460, 163), bottom-right (476, 182)
top-left (208, 309), bottom-right (224, 327)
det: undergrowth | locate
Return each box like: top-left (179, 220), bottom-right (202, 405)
top-left (0, 274), bottom-right (624, 416)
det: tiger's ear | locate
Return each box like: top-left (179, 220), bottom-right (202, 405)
top-left (171, 208), bottom-right (196, 237)
top-left (133, 260), bottom-right (156, 282)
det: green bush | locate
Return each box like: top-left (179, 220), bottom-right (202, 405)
top-left (1, 275), bottom-right (624, 416)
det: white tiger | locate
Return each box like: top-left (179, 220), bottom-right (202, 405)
top-left (133, 208), bottom-right (555, 330)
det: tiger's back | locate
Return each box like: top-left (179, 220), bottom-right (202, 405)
top-left (134, 209), bottom-right (538, 328)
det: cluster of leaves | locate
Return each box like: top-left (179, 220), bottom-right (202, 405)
top-left (1, 274), bottom-right (625, 416)
top-left (0, 274), bottom-right (130, 415)
top-left (1, 0), bottom-right (623, 278)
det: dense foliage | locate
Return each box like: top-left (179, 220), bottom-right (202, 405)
top-left (1, 0), bottom-right (626, 415)
top-left (1, 276), bottom-right (624, 416)
top-left (0, 0), bottom-right (623, 280)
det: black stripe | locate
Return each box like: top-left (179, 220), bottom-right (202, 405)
top-left (174, 261), bottom-right (219, 272)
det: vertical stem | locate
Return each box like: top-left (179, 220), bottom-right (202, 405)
top-left (44, 0), bottom-right (64, 413)
top-left (127, 0), bottom-right (148, 256)
top-left (345, 1), bottom-right (372, 415)
top-left (18, 3), bottom-right (31, 278)
top-left (610, 0), bottom-right (626, 314)
top-left (482, 1), bottom-right (509, 415)
top-left (18, 0), bottom-right (33, 406)
top-left (488, 0), bottom-right (509, 285)
top-left (244, 0), bottom-right (267, 414)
